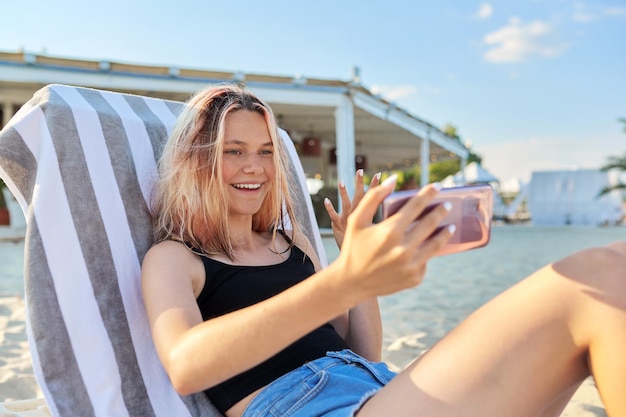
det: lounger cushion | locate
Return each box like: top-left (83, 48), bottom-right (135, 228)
top-left (0, 84), bottom-right (326, 417)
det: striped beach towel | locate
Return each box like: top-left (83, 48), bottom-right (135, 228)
top-left (0, 84), bottom-right (327, 417)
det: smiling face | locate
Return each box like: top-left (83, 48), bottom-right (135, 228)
top-left (221, 109), bottom-right (276, 219)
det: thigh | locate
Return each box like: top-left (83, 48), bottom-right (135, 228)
top-left (607, 240), bottom-right (626, 256)
top-left (358, 246), bottom-right (626, 417)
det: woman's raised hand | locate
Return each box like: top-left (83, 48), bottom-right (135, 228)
top-left (331, 175), bottom-right (455, 299)
top-left (324, 169), bottom-right (381, 249)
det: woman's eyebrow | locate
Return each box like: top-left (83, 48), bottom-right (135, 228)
top-left (223, 140), bottom-right (273, 148)
top-left (223, 139), bottom-right (245, 145)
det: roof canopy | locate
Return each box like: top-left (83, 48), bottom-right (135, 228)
top-left (442, 161), bottom-right (499, 187)
top-left (0, 51), bottom-right (468, 174)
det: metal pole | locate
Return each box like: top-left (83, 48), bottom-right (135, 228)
top-left (421, 129), bottom-right (430, 187)
top-left (334, 94), bottom-right (356, 200)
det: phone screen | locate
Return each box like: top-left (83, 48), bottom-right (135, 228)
top-left (381, 184), bottom-right (494, 256)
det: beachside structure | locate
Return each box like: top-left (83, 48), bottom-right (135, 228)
top-left (440, 161), bottom-right (510, 220)
top-left (499, 181), bottom-right (531, 223)
top-left (527, 169), bottom-right (623, 226)
top-left (0, 187), bottom-right (25, 241)
top-left (441, 161), bottom-right (499, 187)
top-left (0, 50), bottom-right (468, 197)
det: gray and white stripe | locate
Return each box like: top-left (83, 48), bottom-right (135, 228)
top-left (0, 84), bottom-right (326, 417)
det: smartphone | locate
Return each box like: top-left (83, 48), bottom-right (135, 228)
top-left (381, 184), bottom-right (494, 257)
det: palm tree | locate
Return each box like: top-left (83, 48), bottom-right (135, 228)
top-left (598, 118), bottom-right (626, 196)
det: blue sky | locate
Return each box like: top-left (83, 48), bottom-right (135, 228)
top-left (1, 0), bottom-right (624, 184)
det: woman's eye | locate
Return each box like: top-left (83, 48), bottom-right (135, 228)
top-left (260, 149), bottom-right (273, 156)
top-left (225, 149), bottom-right (241, 155)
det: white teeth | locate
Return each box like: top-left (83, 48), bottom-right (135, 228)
top-left (233, 183), bottom-right (261, 190)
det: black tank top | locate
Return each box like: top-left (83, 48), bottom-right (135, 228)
top-left (195, 241), bottom-right (348, 413)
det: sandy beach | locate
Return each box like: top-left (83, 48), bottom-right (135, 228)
top-left (0, 295), bottom-right (607, 416)
top-left (0, 296), bottom-right (43, 402)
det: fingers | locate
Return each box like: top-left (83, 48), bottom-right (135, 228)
top-left (388, 183), bottom-right (442, 229)
top-left (348, 174), bottom-right (398, 228)
top-left (352, 171), bottom-right (381, 208)
top-left (340, 169), bottom-right (370, 215)
top-left (350, 170), bottom-right (366, 212)
top-left (369, 172), bottom-right (381, 189)
top-left (413, 215), bottom-right (456, 262)
top-left (323, 198), bottom-right (340, 224)
top-left (353, 169), bottom-right (365, 201)
top-left (403, 198), bottom-right (451, 245)
top-left (380, 181), bottom-right (455, 260)
top-left (338, 180), bottom-right (352, 215)
top-left (325, 170), bottom-right (382, 220)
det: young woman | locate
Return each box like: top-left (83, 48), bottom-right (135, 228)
top-left (142, 84), bottom-right (626, 417)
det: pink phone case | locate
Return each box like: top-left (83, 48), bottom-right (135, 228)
top-left (381, 184), bottom-right (494, 256)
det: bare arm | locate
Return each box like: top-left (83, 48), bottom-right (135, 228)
top-left (142, 178), bottom-right (453, 395)
top-left (324, 170), bottom-right (384, 360)
top-left (142, 240), bottom-right (361, 395)
top-left (290, 230), bottom-right (351, 340)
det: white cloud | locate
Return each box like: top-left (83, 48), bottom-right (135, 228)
top-left (482, 17), bottom-right (566, 63)
top-left (572, 2), bottom-right (626, 23)
top-left (573, 12), bottom-right (595, 22)
top-left (475, 3), bottom-right (494, 20)
top-left (479, 136), bottom-right (620, 184)
top-left (370, 85), bottom-right (418, 101)
top-left (573, 1), bottom-right (595, 22)
top-left (603, 6), bottom-right (626, 16)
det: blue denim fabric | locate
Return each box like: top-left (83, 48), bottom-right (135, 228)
top-left (242, 350), bottom-right (397, 417)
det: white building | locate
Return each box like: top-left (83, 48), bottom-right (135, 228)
top-left (527, 169), bottom-right (623, 226)
top-left (0, 50), bottom-right (468, 197)
top-left (1, 50), bottom-right (474, 230)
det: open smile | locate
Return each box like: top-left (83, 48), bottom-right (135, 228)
top-left (232, 183), bottom-right (262, 190)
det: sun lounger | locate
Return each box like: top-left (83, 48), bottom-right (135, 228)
top-left (0, 84), bottom-right (327, 416)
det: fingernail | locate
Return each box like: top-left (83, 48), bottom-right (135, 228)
top-left (447, 224), bottom-right (456, 234)
top-left (381, 174), bottom-right (397, 188)
top-left (374, 172), bottom-right (381, 181)
top-left (443, 201), bottom-right (452, 211)
top-left (324, 198), bottom-right (331, 205)
top-left (432, 182), bottom-right (442, 191)
top-left (357, 169), bottom-right (364, 177)
top-left (339, 181), bottom-right (345, 188)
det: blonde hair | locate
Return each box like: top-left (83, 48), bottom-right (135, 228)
top-left (152, 84), bottom-right (300, 260)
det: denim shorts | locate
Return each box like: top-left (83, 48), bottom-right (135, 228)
top-left (242, 349), bottom-right (397, 417)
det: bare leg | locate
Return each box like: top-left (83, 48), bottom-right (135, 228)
top-left (537, 383), bottom-right (582, 417)
top-left (359, 245), bottom-right (626, 417)
top-left (607, 240), bottom-right (626, 256)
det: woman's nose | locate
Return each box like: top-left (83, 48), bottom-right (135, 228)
top-left (242, 154), bottom-right (263, 173)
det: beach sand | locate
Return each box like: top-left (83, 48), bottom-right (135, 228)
top-left (0, 297), bottom-right (43, 402)
top-left (0, 296), bottom-right (607, 416)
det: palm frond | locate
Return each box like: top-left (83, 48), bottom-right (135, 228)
top-left (599, 154), bottom-right (626, 172)
top-left (597, 183), bottom-right (626, 197)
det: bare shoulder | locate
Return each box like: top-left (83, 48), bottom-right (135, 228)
top-left (142, 240), bottom-right (205, 296)
top-left (142, 241), bottom-right (206, 356)
top-left (143, 240), bottom-right (197, 270)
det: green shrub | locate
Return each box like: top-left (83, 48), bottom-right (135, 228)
top-left (0, 179), bottom-right (6, 209)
